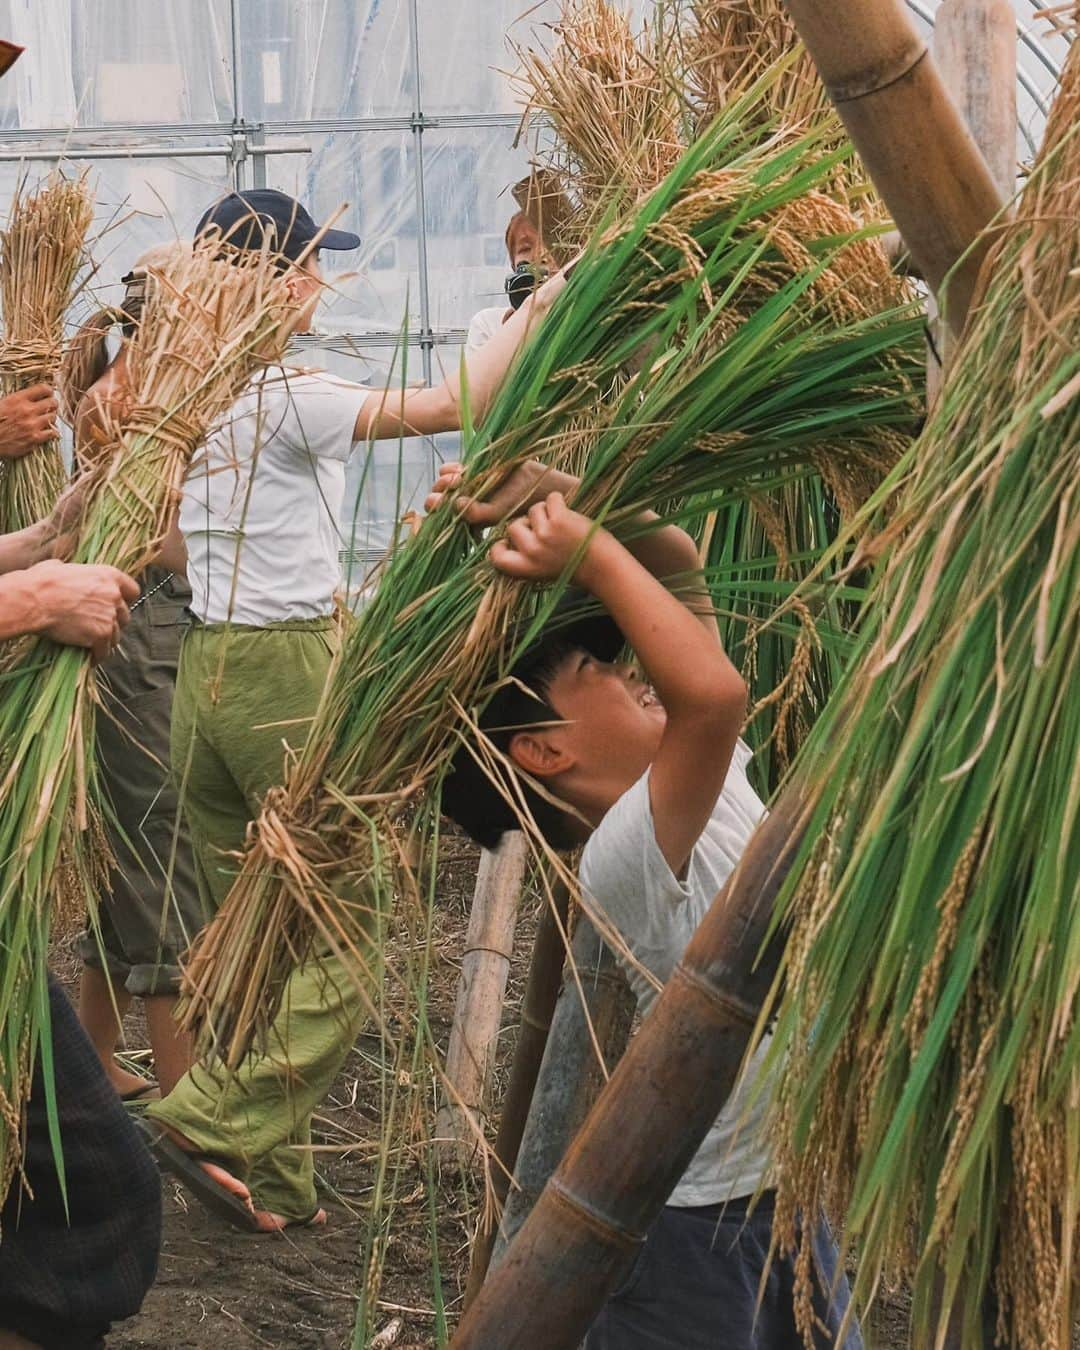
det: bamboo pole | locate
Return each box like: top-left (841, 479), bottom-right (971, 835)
top-left (450, 783), bottom-right (807, 1349)
top-left (490, 915), bottom-right (635, 1270)
top-left (783, 0), bottom-right (1006, 335)
top-left (464, 878), bottom-right (572, 1307)
top-left (925, 0), bottom-right (1017, 402)
top-left (437, 833), bottom-right (530, 1164)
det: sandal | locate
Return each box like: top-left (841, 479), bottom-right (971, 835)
top-left (133, 1117), bottom-right (261, 1233)
top-left (120, 1080), bottom-right (161, 1104)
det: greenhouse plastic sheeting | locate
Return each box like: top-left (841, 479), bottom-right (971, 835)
top-left (0, 0), bottom-right (1070, 561)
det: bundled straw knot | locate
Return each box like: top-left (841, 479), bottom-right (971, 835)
top-left (121, 403), bottom-right (205, 454)
top-left (0, 337), bottom-right (63, 384)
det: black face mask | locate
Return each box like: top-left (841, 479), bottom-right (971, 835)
top-left (504, 261), bottom-right (550, 310)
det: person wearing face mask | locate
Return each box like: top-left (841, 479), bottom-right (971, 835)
top-left (466, 208), bottom-right (557, 353)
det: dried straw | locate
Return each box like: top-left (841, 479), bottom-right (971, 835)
top-left (0, 239), bottom-right (295, 1204)
top-left (761, 39), bottom-right (1080, 1349)
top-left (0, 172), bottom-right (94, 532)
top-left (178, 100), bottom-right (921, 1066)
top-left (511, 0), bottom-right (912, 784)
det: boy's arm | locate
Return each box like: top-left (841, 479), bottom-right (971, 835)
top-left (492, 494), bottom-right (745, 876)
top-left (427, 459), bottom-right (716, 638)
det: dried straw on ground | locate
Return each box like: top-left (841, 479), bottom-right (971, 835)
top-left (760, 42), bottom-right (1080, 1350)
top-left (0, 240), bottom-right (294, 1204)
top-left (179, 98), bottom-right (921, 1067)
top-left (0, 173), bottom-right (94, 532)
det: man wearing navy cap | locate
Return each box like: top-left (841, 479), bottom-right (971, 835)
top-left (138, 189), bottom-right (566, 1233)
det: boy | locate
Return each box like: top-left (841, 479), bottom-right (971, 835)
top-left (432, 460), bottom-right (860, 1348)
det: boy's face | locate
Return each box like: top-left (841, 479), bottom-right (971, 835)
top-left (510, 647), bottom-right (665, 822)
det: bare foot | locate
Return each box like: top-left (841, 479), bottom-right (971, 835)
top-left (252, 1206), bottom-right (328, 1232)
top-left (154, 1122), bottom-right (255, 1211)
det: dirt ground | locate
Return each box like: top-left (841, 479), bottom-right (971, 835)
top-left (51, 836), bottom-right (919, 1350)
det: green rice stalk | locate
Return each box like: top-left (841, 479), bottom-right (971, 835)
top-left (513, 1), bottom-right (912, 789)
top-left (0, 240), bottom-right (294, 1204)
top-left (759, 44), bottom-right (1080, 1350)
top-left (179, 96), bottom-right (922, 1066)
top-left (0, 172), bottom-right (94, 532)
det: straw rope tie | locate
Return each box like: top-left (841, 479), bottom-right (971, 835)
top-left (0, 337), bottom-right (63, 381)
top-left (122, 404), bottom-right (204, 453)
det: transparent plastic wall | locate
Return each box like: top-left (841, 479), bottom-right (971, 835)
top-left (0, 0), bottom-right (1070, 567)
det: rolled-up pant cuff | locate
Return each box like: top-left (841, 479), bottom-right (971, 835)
top-left (78, 933), bottom-right (181, 996)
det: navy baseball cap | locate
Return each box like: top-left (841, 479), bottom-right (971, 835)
top-left (195, 189), bottom-right (360, 265)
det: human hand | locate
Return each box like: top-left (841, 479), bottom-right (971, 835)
top-left (489, 492), bottom-right (603, 584)
top-left (425, 459), bottom-right (578, 528)
top-left (30, 559), bottom-right (140, 662)
top-left (0, 384), bottom-right (60, 459)
top-left (531, 261), bottom-right (572, 315)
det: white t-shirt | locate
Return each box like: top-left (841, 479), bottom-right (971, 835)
top-left (465, 305), bottom-right (509, 353)
top-left (578, 739), bottom-right (771, 1207)
top-left (180, 367), bottom-right (370, 625)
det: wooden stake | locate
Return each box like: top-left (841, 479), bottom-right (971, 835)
top-left (464, 879), bottom-right (572, 1307)
top-left (926, 0), bottom-right (1017, 402)
top-left (450, 783), bottom-right (807, 1349)
top-left (437, 833), bottom-right (530, 1164)
top-left (490, 915), bottom-right (635, 1270)
top-left (783, 0), bottom-right (1007, 334)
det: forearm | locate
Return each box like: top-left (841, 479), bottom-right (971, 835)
top-left (0, 522), bottom-right (50, 576)
top-left (358, 285), bottom-right (558, 442)
top-left (528, 466), bottom-right (714, 632)
top-left (578, 532), bottom-right (738, 714)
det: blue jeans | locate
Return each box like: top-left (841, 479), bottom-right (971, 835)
top-left (585, 1192), bottom-right (862, 1350)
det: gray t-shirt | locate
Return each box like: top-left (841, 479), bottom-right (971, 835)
top-left (578, 739), bottom-right (771, 1206)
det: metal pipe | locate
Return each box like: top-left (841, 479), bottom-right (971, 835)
top-left (407, 0), bottom-right (434, 389)
top-left (0, 144), bottom-right (309, 163)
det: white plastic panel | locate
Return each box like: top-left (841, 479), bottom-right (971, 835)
top-left (0, 0), bottom-right (1069, 542)
top-left (236, 0), bottom-right (413, 123)
top-left (422, 125), bottom-right (535, 334)
top-left (0, 0), bottom-right (234, 128)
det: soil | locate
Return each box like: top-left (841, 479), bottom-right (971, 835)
top-left (49, 836), bottom-right (921, 1350)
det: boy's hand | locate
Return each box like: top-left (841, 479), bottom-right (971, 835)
top-left (489, 492), bottom-right (600, 583)
top-left (426, 459), bottom-right (577, 528)
top-left (0, 384), bottom-right (60, 459)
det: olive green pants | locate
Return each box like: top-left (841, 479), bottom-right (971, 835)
top-left (148, 618), bottom-right (381, 1220)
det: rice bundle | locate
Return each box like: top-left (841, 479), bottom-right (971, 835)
top-left (0, 240), bottom-right (294, 1203)
top-left (761, 46), bottom-right (1080, 1350)
top-left (179, 98), bottom-right (922, 1066)
top-left (0, 173), bottom-right (94, 532)
top-left (513, 0), bottom-right (911, 787)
